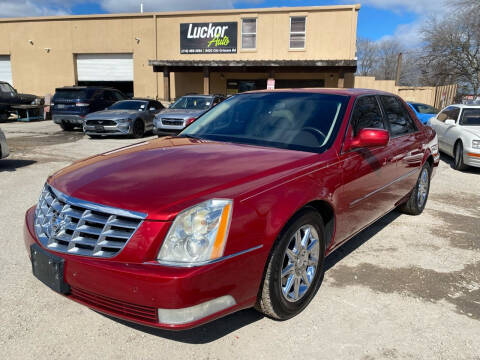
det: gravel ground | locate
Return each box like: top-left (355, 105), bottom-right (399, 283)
top-left (1, 120), bottom-right (479, 360)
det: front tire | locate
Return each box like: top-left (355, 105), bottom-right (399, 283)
top-left (60, 122), bottom-right (75, 131)
top-left (453, 142), bottom-right (468, 171)
top-left (255, 208), bottom-right (326, 320)
top-left (399, 162), bottom-right (431, 215)
top-left (131, 120), bottom-right (145, 139)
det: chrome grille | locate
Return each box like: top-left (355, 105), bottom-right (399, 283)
top-left (161, 118), bottom-right (184, 126)
top-left (34, 184), bottom-right (146, 258)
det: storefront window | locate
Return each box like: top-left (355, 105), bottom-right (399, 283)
top-left (290, 16), bottom-right (306, 49)
top-left (242, 18), bottom-right (257, 49)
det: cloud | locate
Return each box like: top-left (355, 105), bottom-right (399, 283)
top-left (0, 0), bottom-right (74, 17)
top-left (352, 0), bottom-right (448, 15)
top-left (99, 0), bottom-right (261, 13)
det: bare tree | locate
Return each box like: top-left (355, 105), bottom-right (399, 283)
top-left (421, 5), bottom-right (480, 95)
top-left (374, 39), bottom-right (404, 80)
top-left (356, 37), bottom-right (378, 76)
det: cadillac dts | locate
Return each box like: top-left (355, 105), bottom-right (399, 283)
top-left (24, 89), bottom-right (439, 330)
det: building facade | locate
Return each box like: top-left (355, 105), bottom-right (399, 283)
top-left (0, 4), bottom-right (359, 100)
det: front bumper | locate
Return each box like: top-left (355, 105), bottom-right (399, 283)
top-left (464, 147), bottom-right (480, 168)
top-left (24, 207), bottom-right (262, 330)
top-left (52, 114), bottom-right (85, 125)
top-left (83, 121), bottom-right (132, 136)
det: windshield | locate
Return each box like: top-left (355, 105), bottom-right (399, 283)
top-left (170, 96), bottom-right (212, 110)
top-left (412, 103), bottom-right (439, 114)
top-left (180, 92), bottom-right (349, 153)
top-left (109, 100), bottom-right (147, 111)
top-left (0, 83), bottom-right (16, 97)
top-left (460, 108), bottom-right (480, 126)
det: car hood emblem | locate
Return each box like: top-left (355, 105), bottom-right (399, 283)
top-left (48, 213), bottom-right (68, 240)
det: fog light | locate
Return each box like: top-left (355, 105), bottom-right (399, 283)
top-left (157, 295), bottom-right (236, 325)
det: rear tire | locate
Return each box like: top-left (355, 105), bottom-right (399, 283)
top-left (453, 141), bottom-right (468, 171)
top-left (60, 122), bottom-right (75, 131)
top-left (399, 162), bottom-right (431, 215)
top-left (131, 120), bottom-right (145, 139)
top-left (255, 208), bottom-right (326, 320)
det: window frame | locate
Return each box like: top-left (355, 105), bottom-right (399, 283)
top-left (289, 16), bottom-right (307, 50)
top-left (350, 95), bottom-right (388, 137)
top-left (241, 18), bottom-right (257, 50)
top-left (378, 95), bottom-right (418, 138)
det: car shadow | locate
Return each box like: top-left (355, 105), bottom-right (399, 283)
top-left (0, 159), bottom-right (36, 171)
top-left (440, 153), bottom-right (480, 174)
top-left (98, 308), bottom-right (264, 344)
top-left (324, 210), bottom-right (402, 272)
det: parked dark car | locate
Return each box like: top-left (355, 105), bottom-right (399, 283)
top-left (51, 87), bottom-right (128, 131)
top-left (25, 89), bottom-right (439, 330)
top-left (83, 99), bottom-right (165, 138)
top-left (153, 94), bottom-right (225, 135)
top-left (0, 81), bottom-right (42, 121)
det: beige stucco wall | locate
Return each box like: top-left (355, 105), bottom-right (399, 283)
top-left (354, 76), bottom-right (457, 107)
top-left (0, 5), bottom-right (359, 98)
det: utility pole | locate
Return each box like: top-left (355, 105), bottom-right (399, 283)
top-left (395, 52), bottom-right (403, 86)
top-left (140, 2), bottom-right (144, 13)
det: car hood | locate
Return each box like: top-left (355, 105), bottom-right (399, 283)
top-left (86, 110), bottom-right (140, 119)
top-left (158, 108), bottom-right (206, 118)
top-left (462, 126), bottom-right (480, 138)
top-left (49, 137), bottom-right (319, 220)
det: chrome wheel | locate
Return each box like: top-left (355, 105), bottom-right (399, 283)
top-left (417, 167), bottom-right (429, 209)
top-left (280, 225), bottom-right (320, 302)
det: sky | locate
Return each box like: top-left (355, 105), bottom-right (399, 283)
top-left (0, 0), bottom-right (450, 47)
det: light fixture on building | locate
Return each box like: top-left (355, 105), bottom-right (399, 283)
top-left (28, 40), bottom-right (34, 45)
top-left (44, 48), bottom-right (51, 53)
top-left (135, 37), bottom-right (141, 44)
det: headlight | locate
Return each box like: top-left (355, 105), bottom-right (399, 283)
top-left (157, 199), bottom-right (233, 266)
top-left (116, 118), bottom-right (130, 123)
top-left (473, 140), bottom-right (480, 149)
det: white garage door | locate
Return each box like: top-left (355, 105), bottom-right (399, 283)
top-left (76, 54), bottom-right (133, 82)
top-left (0, 56), bottom-right (13, 85)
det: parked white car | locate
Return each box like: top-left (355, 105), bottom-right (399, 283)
top-left (428, 104), bottom-right (480, 170)
top-left (0, 127), bottom-right (9, 159)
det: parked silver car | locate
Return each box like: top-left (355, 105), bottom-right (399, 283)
top-left (429, 104), bottom-right (480, 170)
top-left (83, 99), bottom-right (165, 138)
top-left (0, 127), bottom-right (9, 159)
top-left (153, 94), bottom-right (225, 135)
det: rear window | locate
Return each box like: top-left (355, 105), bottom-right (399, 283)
top-left (54, 89), bottom-right (91, 100)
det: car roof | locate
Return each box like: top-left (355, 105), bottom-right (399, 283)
top-left (444, 104), bottom-right (480, 109)
top-left (55, 86), bottom-right (120, 91)
top-left (244, 88), bottom-right (396, 97)
top-left (122, 98), bottom-right (151, 102)
top-left (180, 94), bottom-right (216, 98)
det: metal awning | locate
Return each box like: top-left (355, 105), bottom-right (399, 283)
top-left (149, 59), bottom-right (356, 73)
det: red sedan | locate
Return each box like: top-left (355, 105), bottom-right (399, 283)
top-left (24, 89), bottom-right (439, 330)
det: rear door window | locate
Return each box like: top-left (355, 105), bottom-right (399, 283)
top-left (380, 96), bottom-right (417, 136)
top-left (351, 96), bottom-right (386, 136)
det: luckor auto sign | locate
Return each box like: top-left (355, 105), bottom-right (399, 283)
top-left (180, 22), bottom-right (238, 54)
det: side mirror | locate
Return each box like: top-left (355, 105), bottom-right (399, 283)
top-left (348, 128), bottom-right (390, 150)
top-left (445, 119), bottom-right (456, 126)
